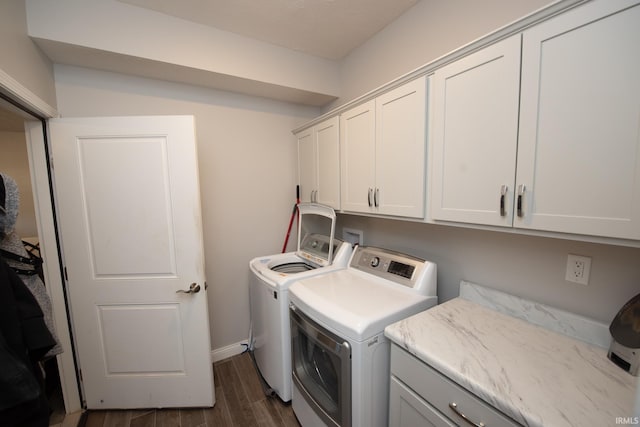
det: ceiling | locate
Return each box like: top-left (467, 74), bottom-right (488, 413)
top-left (117, 0), bottom-right (419, 60)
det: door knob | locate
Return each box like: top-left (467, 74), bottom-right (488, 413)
top-left (176, 283), bottom-right (201, 294)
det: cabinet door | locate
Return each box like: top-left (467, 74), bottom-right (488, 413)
top-left (376, 76), bottom-right (428, 218)
top-left (340, 100), bottom-right (376, 213)
top-left (516, 0), bottom-right (640, 239)
top-left (296, 127), bottom-right (316, 203)
top-left (315, 116), bottom-right (341, 209)
top-left (430, 35), bottom-right (521, 226)
top-left (389, 377), bottom-right (455, 427)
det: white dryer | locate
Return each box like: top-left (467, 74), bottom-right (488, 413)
top-left (249, 203), bottom-right (353, 402)
top-left (289, 246), bottom-right (437, 427)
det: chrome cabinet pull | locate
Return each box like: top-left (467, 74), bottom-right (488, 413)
top-left (517, 184), bottom-right (526, 217)
top-left (449, 402), bottom-right (485, 427)
top-left (368, 188), bottom-right (373, 207)
top-left (176, 283), bottom-right (201, 294)
top-left (500, 185), bottom-right (508, 217)
top-left (374, 188), bottom-right (379, 207)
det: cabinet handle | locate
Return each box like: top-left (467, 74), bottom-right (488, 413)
top-left (517, 184), bottom-right (526, 217)
top-left (312, 190), bottom-right (317, 203)
top-left (374, 188), bottom-right (379, 207)
top-left (368, 188), bottom-right (373, 207)
top-left (500, 185), bottom-right (508, 217)
top-left (448, 402), bottom-right (485, 427)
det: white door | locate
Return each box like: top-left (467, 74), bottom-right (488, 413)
top-left (516, 0), bottom-right (640, 239)
top-left (49, 116), bottom-right (215, 409)
top-left (340, 100), bottom-right (376, 213)
top-left (315, 116), bottom-right (341, 209)
top-left (376, 76), bottom-right (427, 218)
top-left (430, 36), bottom-right (521, 226)
top-left (296, 127), bottom-right (316, 203)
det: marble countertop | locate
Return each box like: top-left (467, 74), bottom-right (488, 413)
top-left (385, 295), bottom-right (639, 427)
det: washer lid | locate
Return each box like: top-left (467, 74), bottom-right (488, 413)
top-left (249, 239), bottom-right (353, 288)
top-left (289, 270), bottom-right (436, 341)
top-left (296, 203), bottom-right (337, 267)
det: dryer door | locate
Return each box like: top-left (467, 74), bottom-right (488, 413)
top-left (290, 304), bottom-right (351, 427)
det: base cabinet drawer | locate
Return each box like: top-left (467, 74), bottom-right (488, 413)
top-left (390, 344), bottom-right (522, 427)
top-left (390, 376), bottom-right (455, 427)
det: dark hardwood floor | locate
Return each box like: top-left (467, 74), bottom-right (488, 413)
top-left (80, 352), bottom-right (300, 427)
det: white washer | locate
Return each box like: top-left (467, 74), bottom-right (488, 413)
top-left (289, 246), bottom-right (437, 427)
top-left (249, 203), bottom-right (353, 402)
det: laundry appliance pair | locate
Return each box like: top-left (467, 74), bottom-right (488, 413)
top-left (248, 203), bottom-right (352, 402)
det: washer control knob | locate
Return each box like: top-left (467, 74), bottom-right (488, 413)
top-left (370, 256), bottom-right (380, 268)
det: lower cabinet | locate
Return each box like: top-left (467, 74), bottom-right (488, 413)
top-left (389, 344), bottom-right (521, 427)
top-left (390, 377), bottom-right (455, 427)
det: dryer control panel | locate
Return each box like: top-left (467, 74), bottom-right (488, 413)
top-left (351, 246), bottom-right (437, 297)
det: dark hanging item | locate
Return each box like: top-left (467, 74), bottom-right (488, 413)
top-left (608, 293), bottom-right (640, 376)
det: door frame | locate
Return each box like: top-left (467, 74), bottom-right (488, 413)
top-left (0, 70), bottom-right (82, 413)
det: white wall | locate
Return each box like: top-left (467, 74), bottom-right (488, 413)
top-left (0, 0), bottom-right (56, 108)
top-left (330, 0), bottom-right (554, 109)
top-left (53, 64), bottom-right (319, 350)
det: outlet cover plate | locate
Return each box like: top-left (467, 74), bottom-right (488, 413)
top-left (342, 227), bottom-right (363, 246)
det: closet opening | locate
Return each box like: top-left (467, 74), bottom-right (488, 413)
top-left (0, 91), bottom-right (79, 426)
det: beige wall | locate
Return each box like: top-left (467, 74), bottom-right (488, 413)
top-left (330, 0), bottom-right (554, 110)
top-left (25, 0), bottom-right (340, 105)
top-left (0, 131), bottom-right (38, 237)
top-left (337, 215), bottom-right (640, 324)
top-left (53, 64), bottom-right (319, 350)
top-left (0, 0), bottom-right (56, 108)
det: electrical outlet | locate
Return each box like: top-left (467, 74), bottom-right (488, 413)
top-left (565, 254), bottom-right (591, 285)
top-left (342, 228), bottom-right (363, 246)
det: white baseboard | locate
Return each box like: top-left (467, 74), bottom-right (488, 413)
top-left (211, 340), bottom-right (248, 363)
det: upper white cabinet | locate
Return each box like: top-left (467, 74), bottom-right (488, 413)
top-left (340, 100), bottom-right (376, 213)
top-left (296, 116), bottom-right (341, 209)
top-left (515, 0), bottom-right (640, 240)
top-left (341, 76), bottom-right (428, 218)
top-left (430, 35), bottom-right (521, 227)
top-left (431, 0), bottom-right (640, 240)
top-left (297, 127), bottom-right (315, 202)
